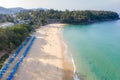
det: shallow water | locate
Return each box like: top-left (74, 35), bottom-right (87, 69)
top-left (61, 20), bottom-right (120, 80)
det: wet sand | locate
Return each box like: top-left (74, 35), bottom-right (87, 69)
top-left (13, 23), bottom-right (74, 80)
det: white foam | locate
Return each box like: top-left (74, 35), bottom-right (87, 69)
top-left (59, 28), bottom-right (80, 80)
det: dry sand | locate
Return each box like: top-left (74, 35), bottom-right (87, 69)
top-left (13, 23), bottom-right (74, 80)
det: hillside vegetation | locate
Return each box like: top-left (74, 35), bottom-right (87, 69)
top-left (16, 10), bottom-right (119, 25)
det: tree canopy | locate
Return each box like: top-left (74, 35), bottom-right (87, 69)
top-left (16, 10), bottom-right (119, 24)
top-left (0, 24), bottom-right (33, 52)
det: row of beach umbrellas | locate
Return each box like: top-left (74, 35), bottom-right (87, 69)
top-left (7, 36), bottom-right (35, 80)
top-left (0, 36), bottom-right (33, 79)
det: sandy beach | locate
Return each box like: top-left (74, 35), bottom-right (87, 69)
top-left (13, 23), bottom-right (74, 80)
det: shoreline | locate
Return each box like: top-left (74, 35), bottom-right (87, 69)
top-left (59, 27), bottom-right (80, 80)
top-left (48, 23), bottom-right (75, 80)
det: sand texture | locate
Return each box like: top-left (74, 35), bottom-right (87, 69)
top-left (13, 23), bottom-right (74, 80)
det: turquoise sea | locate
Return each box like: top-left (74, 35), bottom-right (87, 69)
top-left (61, 20), bottom-right (120, 80)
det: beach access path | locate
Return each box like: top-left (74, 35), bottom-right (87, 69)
top-left (13, 24), bottom-right (74, 80)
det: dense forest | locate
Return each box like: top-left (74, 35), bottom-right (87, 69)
top-left (60, 10), bottom-right (119, 24)
top-left (0, 24), bottom-right (33, 52)
top-left (16, 10), bottom-right (119, 25)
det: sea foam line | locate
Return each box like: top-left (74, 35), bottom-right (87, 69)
top-left (59, 28), bottom-right (80, 80)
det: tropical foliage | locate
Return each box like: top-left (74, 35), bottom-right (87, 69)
top-left (0, 24), bottom-right (33, 52)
